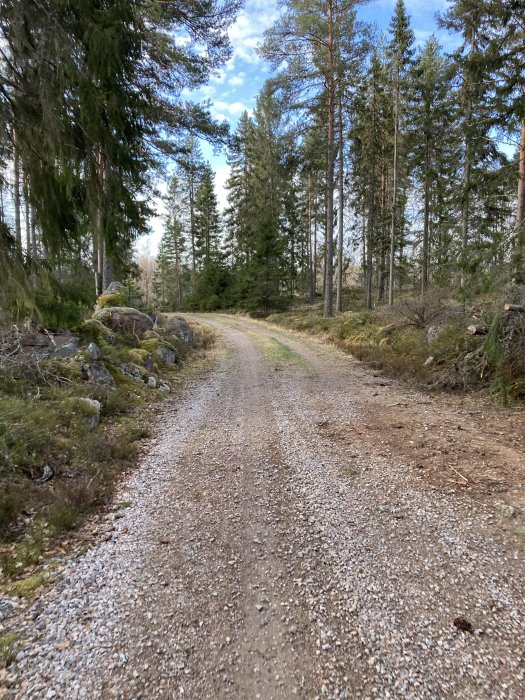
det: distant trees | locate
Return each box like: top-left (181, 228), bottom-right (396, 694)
top-left (157, 0), bottom-right (521, 316)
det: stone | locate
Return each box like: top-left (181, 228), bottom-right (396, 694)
top-left (147, 376), bottom-right (156, 389)
top-left (53, 338), bottom-right (80, 358)
top-left (93, 307), bottom-right (154, 339)
top-left (426, 325), bottom-right (443, 343)
top-left (424, 356), bottom-right (434, 366)
top-left (157, 314), bottom-right (195, 346)
top-left (159, 384), bottom-right (170, 394)
top-left (156, 346), bottom-right (177, 364)
top-left (120, 363), bottom-right (143, 383)
top-left (77, 398), bottom-right (101, 429)
top-left (86, 342), bottom-right (101, 361)
top-left (82, 361), bottom-right (116, 389)
top-left (500, 505), bottom-right (516, 519)
top-left (35, 465), bottom-right (54, 484)
top-left (102, 281), bottom-right (124, 296)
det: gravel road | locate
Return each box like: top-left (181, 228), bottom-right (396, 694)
top-left (2, 314), bottom-right (524, 699)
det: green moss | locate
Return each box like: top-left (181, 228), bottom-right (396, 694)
top-left (142, 330), bottom-right (161, 341)
top-left (0, 633), bottom-right (18, 669)
top-left (139, 338), bottom-right (160, 353)
top-left (128, 349), bottom-right (152, 366)
top-left (12, 573), bottom-right (46, 598)
top-left (96, 292), bottom-right (128, 309)
top-left (80, 319), bottom-right (116, 344)
top-left (63, 397), bottom-right (100, 416)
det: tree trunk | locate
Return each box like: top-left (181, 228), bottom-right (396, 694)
top-left (102, 241), bottom-right (114, 290)
top-left (314, 191), bottom-right (318, 296)
top-left (30, 204), bottom-right (38, 258)
top-left (421, 135), bottom-right (431, 294)
top-left (515, 116), bottom-right (525, 278)
top-left (323, 0), bottom-right (335, 318)
top-left (24, 175), bottom-right (31, 257)
top-left (308, 172), bottom-right (315, 304)
top-left (336, 95), bottom-right (344, 313)
top-left (13, 129), bottom-right (22, 249)
top-left (504, 303), bottom-right (525, 313)
top-left (95, 241), bottom-right (104, 296)
top-left (467, 324), bottom-right (488, 335)
top-left (388, 79), bottom-right (399, 306)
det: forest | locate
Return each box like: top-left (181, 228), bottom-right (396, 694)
top-left (0, 0), bottom-right (522, 322)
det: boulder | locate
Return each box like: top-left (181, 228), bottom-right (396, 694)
top-left (93, 307), bottom-right (154, 339)
top-left (157, 315), bottom-right (195, 346)
top-left (120, 363), bottom-right (143, 383)
top-left (82, 361), bottom-right (115, 388)
top-left (76, 398), bottom-right (101, 429)
top-left (156, 346), bottom-right (177, 364)
top-left (147, 376), bottom-right (157, 389)
top-left (86, 342), bottom-right (101, 361)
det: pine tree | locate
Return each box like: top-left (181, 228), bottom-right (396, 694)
top-left (409, 37), bottom-right (458, 292)
top-left (260, 0), bottom-right (367, 317)
top-left (386, 0), bottom-right (415, 304)
top-left (194, 165), bottom-right (222, 268)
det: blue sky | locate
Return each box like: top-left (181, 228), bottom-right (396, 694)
top-left (145, 0), bottom-right (454, 252)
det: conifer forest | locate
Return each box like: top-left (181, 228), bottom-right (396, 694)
top-left (0, 0), bottom-right (522, 321)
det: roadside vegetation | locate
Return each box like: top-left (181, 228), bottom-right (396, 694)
top-left (267, 287), bottom-right (525, 402)
top-left (0, 308), bottom-right (216, 590)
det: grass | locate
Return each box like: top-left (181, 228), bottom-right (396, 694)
top-left (266, 305), bottom-right (485, 390)
top-left (0, 632), bottom-right (18, 668)
top-left (0, 317), bottom-right (217, 588)
top-left (248, 330), bottom-right (305, 367)
top-left (11, 573), bottom-right (46, 598)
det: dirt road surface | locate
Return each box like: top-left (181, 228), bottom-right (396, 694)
top-left (3, 314), bottom-right (524, 699)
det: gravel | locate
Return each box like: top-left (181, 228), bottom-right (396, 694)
top-left (2, 315), bottom-right (524, 699)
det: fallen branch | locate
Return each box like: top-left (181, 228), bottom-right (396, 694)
top-left (467, 324), bottom-right (488, 335)
top-left (504, 303), bottom-right (525, 313)
top-left (450, 466), bottom-right (469, 484)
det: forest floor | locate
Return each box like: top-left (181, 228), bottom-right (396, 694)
top-left (1, 314), bottom-right (524, 699)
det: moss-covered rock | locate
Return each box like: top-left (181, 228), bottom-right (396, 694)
top-left (128, 348), bottom-right (153, 369)
top-left (96, 292), bottom-right (128, 309)
top-left (80, 319), bottom-right (117, 345)
top-left (93, 307), bottom-right (154, 339)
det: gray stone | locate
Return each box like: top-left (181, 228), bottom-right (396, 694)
top-left (157, 314), bottom-right (195, 346)
top-left (86, 342), bottom-right (101, 361)
top-left (53, 339), bottom-right (80, 358)
top-left (102, 281), bottom-right (124, 296)
top-left (427, 325), bottom-right (443, 343)
top-left (424, 356), bottom-right (434, 366)
top-left (120, 363), bottom-right (143, 383)
top-left (93, 307), bottom-right (154, 339)
top-left (82, 361), bottom-right (115, 389)
top-left (147, 376), bottom-right (157, 389)
top-left (77, 398), bottom-right (101, 429)
top-left (159, 384), bottom-right (170, 394)
top-left (156, 346), bottom-right (177, 364)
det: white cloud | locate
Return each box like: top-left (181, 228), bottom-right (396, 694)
top-left (227, 2), bottom-right (280, 65)
top-left (229, 73), bottom-right (246, 87)
top-left (214, 100), bottom-right (248, 116)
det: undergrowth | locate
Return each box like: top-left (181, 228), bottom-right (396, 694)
top-left (267, 291), bottom-right (525, 401)
top-left (0, 317), bottom-right (216, 585)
